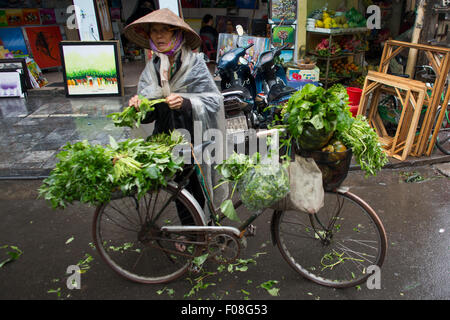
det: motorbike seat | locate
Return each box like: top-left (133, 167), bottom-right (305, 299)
top-left (267, 84), bottom-right (297, 103)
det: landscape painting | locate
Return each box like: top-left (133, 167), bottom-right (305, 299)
top-left (60, 41), bottom-right (123, 97)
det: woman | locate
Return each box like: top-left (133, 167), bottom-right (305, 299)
top-left (123, 8), bottom-right (227, 214)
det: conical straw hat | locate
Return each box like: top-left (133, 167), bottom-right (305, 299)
top-left (124, 8), bottom-right (201, 50)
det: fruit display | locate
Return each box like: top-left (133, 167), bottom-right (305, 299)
top-left (332, 61), bottom-right (361, 77)
top-left (315, 10), bottom-right (349, 29)
top-left (312, 8), bottom-right (366, 30)
top-left (345, 8), bottom-right (367, 28)
top-left (315, 38), bottom-right (341, 57)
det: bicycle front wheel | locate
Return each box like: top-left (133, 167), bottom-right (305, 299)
top-left (273, 190), bottom-right (387, 288)
top-left (93, 184), bottom-right (206, 284)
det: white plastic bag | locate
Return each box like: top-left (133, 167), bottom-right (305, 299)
top-left (272, 155), bottom-right (324, 214)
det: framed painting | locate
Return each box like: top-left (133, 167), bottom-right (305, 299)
top-left (0, 58), bottom-right (32, 89)
top-left (25, 57), bottom-right (48, 88)
top-left (270, 0), bottom-right (297, 24)
top-left (5, 9), bottom-right (23, 26)
top-left (0, 27), bottom-right (28, 57)
top-left (24, 25), bottom-right (63, 69)
top-left (158, 0), bottom-right (183, 18)
top-left (0, 71), bottom-right (25, 98)
top-left (73, 0), bottom-right (101, 41)
top-left (217, 33), bottom-right (270, 71)
top-left (95, 0), bottom-right (114, 40)
top-left (271, 24), bottom-right (296, 49)
top-left (39, 8), bottom-right (56, 25)
top-left (23, 9), bottom-right (41, 25)
top-left (60, 41), bottom-right (123, 97)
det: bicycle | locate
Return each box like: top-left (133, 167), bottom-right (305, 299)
top-left (92, 131), bottom-right (387, 289)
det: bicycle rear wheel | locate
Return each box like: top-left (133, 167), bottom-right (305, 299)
top-left (93, 183), bottom-right (206, 284)
top-left (273, 190), bottom-right (387, 288)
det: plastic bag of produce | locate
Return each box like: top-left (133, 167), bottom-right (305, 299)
top-left (272, 154), bottom-right (324, 214)
top-left (237, 162), bottom-right (290, 212)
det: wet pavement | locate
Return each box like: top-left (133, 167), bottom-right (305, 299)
top-left (0, 93), bottom-right (449, 303)
top-left (0, 95), bottom-right (133, 177)
top-left (0, 166), bottom-right (448, 302)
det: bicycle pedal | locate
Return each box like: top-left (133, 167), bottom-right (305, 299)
top-left (245, 224), bottom-right (256, 237)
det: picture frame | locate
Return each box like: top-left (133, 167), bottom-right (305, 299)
top-left (279, 49), bottom-right (294, 63)
top-left (95, 0), bottom-right (114, 40)
top-left (269, 0), bottom-right (297, 24)
top-left (157, 0), bottom-right (183, 18)
top-left (0, 27), bottom-right (28, 57)
top-left (217, 33), bottom-right (270, 71)
top-left (0, 58), bottom-right (32, 89)
top-left (60, 40), bottom-right (124, 97)
top-left (24, 25), bottom-right (63, 69)
top-left (271, 24), bottom-right (296, 49)
top-left (72, 0), bottom-right (101, 41)
top-left (0, 71), bottom-right (25, 98)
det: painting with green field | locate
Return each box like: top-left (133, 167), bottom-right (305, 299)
top-left (61, 41), bottom-right (122, 96)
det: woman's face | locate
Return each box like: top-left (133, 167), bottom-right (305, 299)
top-left (149, 23), bottom-right (175, 51)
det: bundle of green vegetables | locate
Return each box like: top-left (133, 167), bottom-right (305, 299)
top-left (39, 132), bottom-right (185, 209)
top-left (279, 83), bottom-right (388, 177)
top-left (215, 152), bottom-right (290, 221)
top-left (108, 95), bottom-right (166, 128)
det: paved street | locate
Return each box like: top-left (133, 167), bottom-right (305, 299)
top-left (0, 165), bottom-right (449, 301)
top-left (0, 94), bottom-right (449, 304)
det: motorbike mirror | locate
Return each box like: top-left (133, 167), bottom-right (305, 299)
top-left (239, 56), bottom-right (248, 65)
top-left (236, 25), bottom-right (244, 37)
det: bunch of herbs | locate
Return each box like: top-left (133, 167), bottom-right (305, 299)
top-left (39, 132), bottom-right (185, 209)
top-left (108, 95), bottom-right (166, 128)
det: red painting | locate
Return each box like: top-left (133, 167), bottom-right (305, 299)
top-left (24, 26), bottom-right (62, 69)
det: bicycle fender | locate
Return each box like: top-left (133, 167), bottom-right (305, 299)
top-left (167, 181), bottom-right (208, 226)
top-left (269, 210), bottom-right (281, 246)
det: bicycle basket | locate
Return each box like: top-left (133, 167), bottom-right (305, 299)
top-left (295, 146), bottom-right (352, 191)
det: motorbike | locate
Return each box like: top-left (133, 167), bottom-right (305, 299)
top-left (252, 44), bottom-right (297, 127)
top-left (214, 41), bottom-right (258, 136)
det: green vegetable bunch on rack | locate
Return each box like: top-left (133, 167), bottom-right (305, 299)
top-left (215, 152), bottom-right (290, 221)
top-left (39, 132), bottom-right (185, 209)
top-left (278, 83), bottom-right (388, 177)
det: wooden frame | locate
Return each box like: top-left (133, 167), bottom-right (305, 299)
top-left (358, 71), bottom-right (427, 161)
top-left (94, 0), bottom-right (114, 40)
top-left (376, 40), bottom-right (450, 156)
top-left (59, 41), bottom-right (123, 97)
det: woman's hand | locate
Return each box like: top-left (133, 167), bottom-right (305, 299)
top-left (129, 95), bottom-right (141, 111)
top-left (166, 93), bottom-right (184, 110)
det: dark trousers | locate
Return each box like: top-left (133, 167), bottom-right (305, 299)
top-left (175, 172), bottom-right (205, 225)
